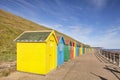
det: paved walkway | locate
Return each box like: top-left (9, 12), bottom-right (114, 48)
top-left (1, 51), bottom-right (120, 80)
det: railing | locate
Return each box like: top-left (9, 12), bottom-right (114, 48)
top-left (99, 49), bottom-right (120, 67)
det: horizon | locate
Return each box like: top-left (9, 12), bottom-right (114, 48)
top-left (0, 0), bottom-right (120, 49)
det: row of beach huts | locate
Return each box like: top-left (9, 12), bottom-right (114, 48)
top-left (14, 30), bottom-right (93, 75)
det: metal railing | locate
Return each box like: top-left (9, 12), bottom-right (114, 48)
top-left (99, 49), bottom-right (120, 67)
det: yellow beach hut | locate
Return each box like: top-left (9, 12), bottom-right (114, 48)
top-left (79, 43), bottom-right (83, 55)
top-left (14, 30), bottom-right (58, 75)
top-left (73, 41), bottom-right (76, 58)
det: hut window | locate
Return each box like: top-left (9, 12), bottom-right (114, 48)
top-left (60, 43), bottom-right (62, 51)
top-left (50, 43), bottom-right (53, 47)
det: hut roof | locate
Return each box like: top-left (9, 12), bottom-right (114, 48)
top-left (57, 36), bottom-right (61, 41)
top-left (64, 40), bottom-right (71, 45)
top-left (14, 31), bottom-right (52, 42)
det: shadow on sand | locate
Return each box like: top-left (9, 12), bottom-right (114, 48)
top-left (104, 65), bottom-right (120, 80)
top-left (94, 53), bottom-right (110, 64)
top-left (90, 72), bottom-right (108, 80)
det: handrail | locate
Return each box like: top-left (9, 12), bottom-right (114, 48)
top-left (99, 50), bottom-right (120, 67)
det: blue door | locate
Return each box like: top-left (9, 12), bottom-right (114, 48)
top-left (57, 37), bottom-right (64, 66)
top-left (76, 44), bottom-right (79, 56)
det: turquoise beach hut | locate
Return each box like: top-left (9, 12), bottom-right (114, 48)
top-left (57, 36), bottom-right (65, 66)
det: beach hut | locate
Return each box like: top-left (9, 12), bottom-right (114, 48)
top-left (76, 43), bottom-right (79, 57)
top-left (82, 45), bottom-right (85, 54)
top-left (73, 42), bottom-right (76, 58)
top-left (14, 30), bottom-right (58, 75)
top-left (84, 45), bottom-right (88, 54)
top-left (70, 42), bottom-right (74, 59)
top-left (85, 45), bottom-right (90, 53)
top-left (57, 36), bottom-right (65, 66)
top-left (85, 46), bottom-right (88, 53)
top-left (64, 40), bottom-right (71, 61)
top-left (79, 44), bottom-right (83, 55)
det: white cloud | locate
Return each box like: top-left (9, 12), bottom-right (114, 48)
top-left (88, 0), bottom-right (108, 9)
top-left (38, 22), bottom-right (120, 49)
top-left (60, 18), bottom-right (69, 21)
top-left (39, 23), bottom-right (93, 43)
top-left (90, 26), bottom-right (120, 49)
top-left (105, 26), bottom-right (120, 33)
top-left (69, 25), bottom-right (93, 35)
top-left (38, 23), bottom-right (66, 33)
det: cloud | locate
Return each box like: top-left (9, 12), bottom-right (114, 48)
top-left (88, 0), bottom-right (108, 9)
top-left (38, 23), bottom-right (66, 33)
top-left (105, 26), bottom-right (120, 34)
top-left (39, 23), bottom-right (93, 43)
top-left (62, 25), bottom-right (93, 44)
top-left (31, 22), bottom-right (120, 49)
top-left (90, 26), bottom-right (120, 49)
top-left (69, 25), bottom-right (93, 35)
top-left (60, 18), bottom-right (69, 21)
top-left (0, 0), bottom-right (39, 19)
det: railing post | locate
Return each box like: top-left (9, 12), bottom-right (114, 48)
top-left (104, 51), bottom-right (106, 58)
top-left (107, 52), bottom-right (109, 60)
top-left (106, 52), bottom-right (107, 59)
top-left (118, 54), bottom-right (120, 67)
top-left (113, 53), bottom-right (116, 64)
top-left (110, 53), bottom-right (112, 62)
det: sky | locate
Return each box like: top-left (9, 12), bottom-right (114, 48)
top-left (0, 0), bottom-right (120, 49)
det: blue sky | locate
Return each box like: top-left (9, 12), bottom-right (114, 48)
top-left (0, 0), bottom-right (120, 49)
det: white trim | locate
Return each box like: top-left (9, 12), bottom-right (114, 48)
top-left (24, 30), bottom-right (53, 32)
top-left (13, 31), bottom-right (26, 42)
top-left (14, 30), bottom-right (53, 42)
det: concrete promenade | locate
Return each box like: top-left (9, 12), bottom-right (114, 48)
top-left (1, 51), bottom-right (120, 80)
